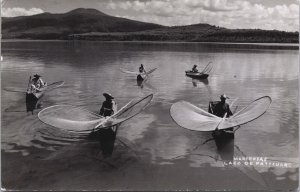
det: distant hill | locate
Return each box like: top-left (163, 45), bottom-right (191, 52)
top-left (72, 24), bottom-right (299, 43)
top-left (2, 8), bottom-right (163, 39)
top-left (2, 8), bottom-right (299, 43)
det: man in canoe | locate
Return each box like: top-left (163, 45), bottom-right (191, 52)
top-left (209, 94), bottom-right (234, 153)
top-left (28, 74), bottom-right (46, 93)
top-left (90, 93), bottom-right (118, 158)
top-left (192, 65), bottom-right (198, 73)
top-left (99, 93), bottom-right (117, 117)
top-left (139, 64), bottom-right (146, 73)
top-left (137, 64), bottom-right (147, 82)
top-left (211, 94), bottom-right (233, 118)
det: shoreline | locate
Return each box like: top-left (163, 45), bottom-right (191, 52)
top-left (2, 39), bottom-right (299, 47)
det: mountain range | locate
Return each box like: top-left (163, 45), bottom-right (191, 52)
top-left (2, 8), bottom-right (298, 43)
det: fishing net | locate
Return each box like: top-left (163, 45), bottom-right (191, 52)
top-left (220, 96), bottom-right (272, 129)
top-left (170, 96), bottom-right (271, 132)
top-left (201, 62), bottom-right (213, 74)
top-left (114, 94), bottom-right (152, 119)
top-left (46, 81), bottom-right (65, 91)
top-left (170, 101), bottom-right (221, 131)
top-left (38, 105), bottom-right (103, 132)
top-left (38, 94), bottom-right (153, 133)
top-left (146, 68), bottom-right (157, 75)
top-left (95, 94), bottom-right (153, 130)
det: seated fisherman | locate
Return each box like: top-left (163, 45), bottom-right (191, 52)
top-left (192, 65), bottom-right (198, 72)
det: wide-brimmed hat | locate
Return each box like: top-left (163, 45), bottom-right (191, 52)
top-left (103, 93), bottom-right (114, 99)
top-left (220, 94), bottom-right (229, 100)
top-left (33, 74), bottom-right (41, 78)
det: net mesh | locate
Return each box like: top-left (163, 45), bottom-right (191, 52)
top-left (201, 62), bottom-right (213, 74)
top-left (170, 96), bottom-right (271, 131)
top-left (46, 81), bottom-right (65, 91)
top-left (38, 94), bottom-right (153, 132)
top-left (220, 96), bottom-right (271, 129)
top-left (95, 94), bottom-right (153, 130)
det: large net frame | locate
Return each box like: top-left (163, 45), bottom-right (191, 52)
top-left (38, 94), bottom-right (153, 133)
top-left (170, 96), bottom-right (271, 132)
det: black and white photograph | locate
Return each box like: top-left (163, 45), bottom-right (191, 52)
top-left (1, 0), bottom-right (299, 191)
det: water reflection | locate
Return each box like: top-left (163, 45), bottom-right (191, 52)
top-left (1, 41), bottom-right (298, 190)
top-left (192, 78), bottom-right (209, 87)
top-left (88, 126), bottom-right (119, 158)
top-left (25, 93), bottom-right (43, 114)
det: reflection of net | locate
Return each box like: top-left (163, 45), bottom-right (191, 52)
top-left (38, 94), bottom-right (153, 133)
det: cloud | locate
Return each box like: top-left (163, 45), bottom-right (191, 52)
top-left (2, 7), bottom-right (44, 17)
top-left (106, 0), bottom-right (299, 31)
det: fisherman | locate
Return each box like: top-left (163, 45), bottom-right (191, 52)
top-left (137, 64), bottom-right (147, 82)
top-left (29, 74), bottom-right (46, 92)
top-left (90, 93), bottom-right (118, 158)
top-left (212, 94), bottom-right (233, 118)
top-left (210, 94), bottom-right (234, 152)
top-left (99, 93), bottom-right (117, 117)
top-left (139, 64), bottom-right (146, 73)
top-left (192, 65), bottom-right (198, 72)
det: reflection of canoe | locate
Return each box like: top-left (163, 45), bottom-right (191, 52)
top-left (185, 71), bottom-right (209, 79)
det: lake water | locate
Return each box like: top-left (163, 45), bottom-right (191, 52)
top-left (1, 41), bottom-right (299, 191)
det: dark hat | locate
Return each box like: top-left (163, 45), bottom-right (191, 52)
top-left (220, 94), bottom-right (229, 100)
top-left (193, 64), bottom-right (197, 67)
top-left (33, 74), bottom-right (41, 78)
top-left (103, 93), bottom-right (114, 99)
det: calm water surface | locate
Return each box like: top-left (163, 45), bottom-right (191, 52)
top-left (1, 41), bottom-right (298, 190)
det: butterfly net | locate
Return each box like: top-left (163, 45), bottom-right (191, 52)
top-left (170, 96), bottom-right (271, 131)
top-left (201, 62), bottom-right (213, 74)
top-left (95, 94), bottom-right (153, 130)
top-left (38, 94), bottom-right (153, 132)
top-left (220, 96), bottom-right (272, 129)
top-left (46, 81), bottom-right (65, 91)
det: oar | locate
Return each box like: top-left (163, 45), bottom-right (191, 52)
top-left (94, 99), bottom-right (134, 129)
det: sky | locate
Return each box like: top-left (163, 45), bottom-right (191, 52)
top-left (1, 0), bottom-right (299, 31)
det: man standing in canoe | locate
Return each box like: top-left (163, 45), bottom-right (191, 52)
top-left (139, 64), bottom-right (146, 73)
top-left (209, 94), bottom-right (234, 153)
top-left (90, 93), bottom-right (118, 158)
top-left (99, 93), bottom-right (117, 117)
top-left (29, 74), bottom-right (46, 92)
top-left (192, 65), bottom-right (198, 72)
top-left (137, 64), bottom-right (147, 82)
top-left (211, 94), bottom-right (233, 118)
